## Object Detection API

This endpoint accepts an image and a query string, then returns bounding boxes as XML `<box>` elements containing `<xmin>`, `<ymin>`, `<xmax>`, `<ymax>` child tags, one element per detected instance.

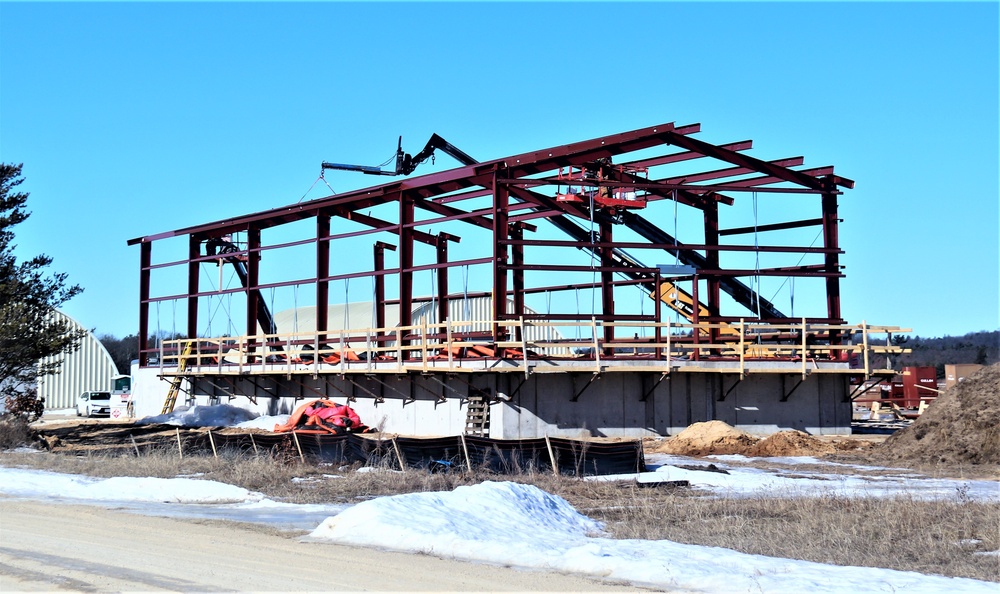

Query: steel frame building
<box><xmin>129</xmin><ymin>121</ymin><xmax>858</xmax><ymax>360</ymax></box>
<box><xmin>127</xmin><ymin>121</ymin><xmax>910</xmax><ymax>436</ymax></box>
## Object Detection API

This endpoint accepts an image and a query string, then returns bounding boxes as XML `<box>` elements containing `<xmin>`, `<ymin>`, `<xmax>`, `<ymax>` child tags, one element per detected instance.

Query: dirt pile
<box><xmin>656</xmin><ymin>421</ymin><xmax>760</xmax><ymax>456</ymax></box>
<box><xmin>747</xmin><ymin>430</ymin><xmax>838</xmax><ymax>457</ymax></box>
<box><xmin>654</xmin><ymin>422</ymin><xmax>874</xmax><ymax>458</ymax></box>
<box><xmin>879</xmin><ymin>363</ymin><xmax>1000</xmax><ymax>465</ymax></box>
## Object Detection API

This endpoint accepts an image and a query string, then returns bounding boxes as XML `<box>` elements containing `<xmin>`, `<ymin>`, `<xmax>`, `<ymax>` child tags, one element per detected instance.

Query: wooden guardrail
<box><xmin>156</xmin><ymin>318</ymin><xmax>910</xmax><ymax>379</ymax></box>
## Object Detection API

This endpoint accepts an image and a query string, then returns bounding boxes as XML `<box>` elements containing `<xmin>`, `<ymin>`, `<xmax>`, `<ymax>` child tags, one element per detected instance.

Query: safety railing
<box><xmin>156</xmin><ymin>318</ymin><xmax>910</xmax><ymax>379</ymax></box>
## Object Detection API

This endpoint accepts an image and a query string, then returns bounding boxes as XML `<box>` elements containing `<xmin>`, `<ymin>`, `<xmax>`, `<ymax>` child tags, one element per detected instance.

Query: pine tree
<box><xmin>0</xmin><ymin>163</ymin><xmax>87</xmax><ymax>420</ymax></box>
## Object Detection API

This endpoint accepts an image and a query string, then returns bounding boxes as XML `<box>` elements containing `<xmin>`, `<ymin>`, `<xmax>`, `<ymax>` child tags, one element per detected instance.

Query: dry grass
<box><xmin>0</xmin><ymin>418</ymin><xmax>32</xmax><ymax>450</ymax></box>
<box><xmin>2</xmin><ymin>448</ymin><xmax>998</xmax><ymax>582</ymax></box>
<box><xmin>556</xmin><ymin>480</ymin><xmax>1000</xmax><ymax>582</ymax></box>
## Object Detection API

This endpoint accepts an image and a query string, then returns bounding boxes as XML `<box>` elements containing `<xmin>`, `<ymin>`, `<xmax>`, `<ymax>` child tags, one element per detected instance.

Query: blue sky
<box><xmin>1</xmin><ymin>2</ymin><xmax>997</xmax><ymax>340</ymax></box>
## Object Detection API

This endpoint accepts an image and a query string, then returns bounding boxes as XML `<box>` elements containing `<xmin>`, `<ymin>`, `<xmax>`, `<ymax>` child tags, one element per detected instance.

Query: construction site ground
<box><xmin>26</xmin><ymin>364</ymin><xmax>1000</xmax><ymax>481</ymax></box>
<box><xmin>24</xmin><ymin>414</ymin><xmax>997</xmax><ymax>481</ymax></box>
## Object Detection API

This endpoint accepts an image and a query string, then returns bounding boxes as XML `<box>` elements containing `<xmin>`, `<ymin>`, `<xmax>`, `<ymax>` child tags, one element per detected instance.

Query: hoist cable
<box><xmin>766</xmin><ymin>227</ymin><xmax>824</xmax><ymax>304</ymax></box>
<box><xmin>752</xmin><ymin>191</ymin><xmax>761</xmax><ymax>319</ymax></box>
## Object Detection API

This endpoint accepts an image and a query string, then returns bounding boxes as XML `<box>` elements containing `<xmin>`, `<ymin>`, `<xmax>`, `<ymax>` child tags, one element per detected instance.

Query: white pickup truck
<box><xmin>76</xmin><ymin>391</ymin><xmax>112</xmax><ymax>417</ymax></box>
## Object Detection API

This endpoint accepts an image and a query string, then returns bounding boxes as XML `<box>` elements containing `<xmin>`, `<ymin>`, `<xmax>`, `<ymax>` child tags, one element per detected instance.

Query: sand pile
<box><xmin>655</xmin><ymin>423</ymin><xmax>874</xmax><ymax>458</ymax></box>
<box><xmin>879</xmin><ymin>363</ymin><xmax>1000</xmax><ymax>465</ymax></box>
<box><xmin>747</xmin><ymin>430</ymin><xmax>838</xmax><ymax>457</ymax></box>
<box><xmin>657</xmin><ymin>421</ymin><xmax>759</xmax><ymax>456</ymax></box>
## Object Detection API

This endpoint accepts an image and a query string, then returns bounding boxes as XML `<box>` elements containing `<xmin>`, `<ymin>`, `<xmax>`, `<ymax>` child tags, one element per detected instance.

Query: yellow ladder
<box><xmin>161</xmin><ymin>343</ymin><xmax>193</xmax><ymax>414</ymax></box>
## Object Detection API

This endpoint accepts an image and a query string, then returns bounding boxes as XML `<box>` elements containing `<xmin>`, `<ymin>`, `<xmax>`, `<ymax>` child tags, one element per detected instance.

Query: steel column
<box><xmin>510</xmin><ymin>224</ymin><xmax>524</xmax><ymax>341</ymax></box>
<box><xmin>822</xmin><ymin>182</ymin><xmax>842</xmax><ymax>344</ymax></box>
<box><xmin>187</xmin><ymin>236</ymin><xmax>200</xmax><ymax>339</ymax></box>
<box><xmin>317</xmin><ymin>215</ymin><xmax>330</xmax><ymax>342</ymax></box>
<box><xmin>399</xmin><ymin>193</ymin><xmax>415</xmax><ymax>352</ymax></box>
<box><xmin>704</xmin><ymin>203</ymin><xmax>721</xmax><ymax>348</ymax></box>
<box><xmin>139</xmin><ymin>242</ymin><xmax>151</xmax><ymax>366</ymax></box>
<box><xmin>600</xmin><ymin>218</ymin><xmax>615</xmax><ymax>351</ymax></box>
<box><xmin>492</xmin><ymin>173</ymin><xmax>509</xmax><ymax>340</ymax></box>
<box><xmin>245</xmin><ymin>226</ymin><xmax>261</xmax><ymax>360</ymax></box>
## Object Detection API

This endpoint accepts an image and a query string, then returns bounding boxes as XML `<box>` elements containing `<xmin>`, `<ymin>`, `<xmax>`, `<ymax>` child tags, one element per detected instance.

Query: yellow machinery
<box><xmin>652</xmin><ymin>282</ymin><xmax>780</xmax><ymax>357</ymax></box>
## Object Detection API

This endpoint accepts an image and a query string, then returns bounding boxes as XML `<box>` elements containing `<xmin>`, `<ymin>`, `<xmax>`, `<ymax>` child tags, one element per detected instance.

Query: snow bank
<box><xmin>0</xmin><ymin>467</ymin><xmax>263</xmax><ymax>504</ymax></box>
<box><xmin>311</xmin><ymin>481</ymin><xmax>601</xmax><ymax>552</ymax></box>
<box><xmin>136</xmin><ymin>404</ymin><xmax>258</xmax><ymax>427</ymax></box>
<box><xmin>309</xmin><ymin>480</ymin><xmax>997</xmax><ymax>594</ymax></box>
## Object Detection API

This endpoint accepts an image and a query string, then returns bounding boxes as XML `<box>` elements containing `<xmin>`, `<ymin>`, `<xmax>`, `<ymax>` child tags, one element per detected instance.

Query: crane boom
<box><xmin>322</xmin><ymin>134</ymin><xmax>476</xmax><ymax>177</ymax></box>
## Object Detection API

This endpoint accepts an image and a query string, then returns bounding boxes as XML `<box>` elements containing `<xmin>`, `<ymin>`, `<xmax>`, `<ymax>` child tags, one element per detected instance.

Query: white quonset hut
<box><xmin>36</xmin><ymin>310</ymin><xmax>118</xmax><ymax>410</ymax></box>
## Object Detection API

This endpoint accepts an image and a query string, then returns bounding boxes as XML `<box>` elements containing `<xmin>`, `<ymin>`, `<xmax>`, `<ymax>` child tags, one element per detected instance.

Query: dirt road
<box><xmin>0</xmin><ymin>498</ymin><xmax>641</xmax><ymax>592</ymax></box>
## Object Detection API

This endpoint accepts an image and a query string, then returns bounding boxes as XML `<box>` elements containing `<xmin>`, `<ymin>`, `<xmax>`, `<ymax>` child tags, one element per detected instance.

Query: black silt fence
<box><xmin>192</xmin><ymin>430</ymin><xmax>645</xmax><ymax>477</ymax></box>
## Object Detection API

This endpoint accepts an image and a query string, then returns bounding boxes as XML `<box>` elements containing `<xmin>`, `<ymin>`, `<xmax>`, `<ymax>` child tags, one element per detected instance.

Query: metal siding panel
<box><xmin>36</xmin><ymin>310</ymin><xmax>118</xmax><ymax>410</ymax></box>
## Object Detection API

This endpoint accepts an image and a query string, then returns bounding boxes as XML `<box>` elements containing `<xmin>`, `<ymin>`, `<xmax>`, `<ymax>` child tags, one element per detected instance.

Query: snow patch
<box><xmin>136</xmin><ymin>404</ymin><xmax>258</xmax><ymax>427</ymax></box>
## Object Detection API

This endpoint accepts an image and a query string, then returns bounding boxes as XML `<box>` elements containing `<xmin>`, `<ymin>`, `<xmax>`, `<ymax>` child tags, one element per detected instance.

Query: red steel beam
<box><xmin>317</xmin><ymin>215</ymin><xmax>331</xmax><ymax>340</ymax></box>
<box><xmin>499</xmin><ymin>238</ymin><xmax>842</xmax><ymax>254</ymax></box>
<box><xmin>621</xmin><ymin>140</ymin><xmax>753</xmax><ymax>169</ymax></box>
<box><xmin>187</xmin><ymin>235</ymin><xmax>200</xmax><ymax>339</ymax></box>
<box><xmin>659</xmin><ymin>157</ymin><xmax>805</xmax><ymax>185</ymax></box>
<box><xmin>127</xmin><ymin>122</ymin><xmax>704</xmax><ymax>245</ymax></box>
<box><xmin>660</xmin><ymin>130</ymin><xmax>839</xmax><ymax>191</ymax></box>
<box><xmin>138</xmin><ymin>242</ymin><xmax>151</xmax><ymax>365</ymax></box>
<box><xmin>823</xmin><ymin>187</ymin><xmax>843</xmax><ymax>331</ymax></box>
<box><xmin>600</xmin><ymin>218</ymin><xmax>615</xmax><ymax>350</ymax></box>
<box><xmin>719</xmin><ymin>218</ymin><xmax>825</xmax><ymax>236</ymax></box>
<box><xmin>342</xmin><ymin>210</ymin><xmax>458</xmax><ymax>245</ymax></box>
<box><xmin>721</xmin><ymin>166</ymin><xmax>837</xmax><ymax>188</ymax></box>
<box><xmin>399</xmin><ymin>194</ymin><xmax>414</xmax><ymax>351</ymax></box>
<box><xmin>492</xmin><ymin>173</ymin><xmax>510</xmax><ymax>339</ymax></box>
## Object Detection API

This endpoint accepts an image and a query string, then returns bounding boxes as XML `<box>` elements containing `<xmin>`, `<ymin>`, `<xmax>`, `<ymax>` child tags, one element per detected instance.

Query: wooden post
<box><xmin>175</xmin><ymin>428</ymin><xmax>183</xmax><ymax>460</ymax></box>
<box><xmin>739</xmin><ymin>318</ymin><xmax>745</xmax><ymax>377</ymax></box>
<box><xmin>391</xmin><ymin>436</ymin><xmax>407</xmax><ymax>473</ymax></box>
<box><xmin>801</xmin><ymin>317</ymin><xmax>808</xmax><ymax>379</ymax></box>
<box><xmin>459</xmin><ymin>433</ymin><xmax>472</xmax><ymax>473</ymax></box>
<box><xmin>862</xmin><ymin>320</ymin><xmax>870</xmax><ymax>377</ymax></box>
<box><xmin>544</xmin><ymin>435</ymin><xmax>559</xmax><ymax>476</ymax></box>
<box><xmin>446</xmin><ymin>318</ymin><xmax>454</xmax><ymax>370</ymax></box>
<box><xmin>249</xmin><ymin>433</ymin><xmax>258</xmax><ymax>455</ymax></box>
<box><xmin>666</xmin><ymin>318</ymin><xmax>672</xmax><ymax>367</ymax></box>
<box><xmin>129</xmin><ymin>434</ymin><xmax>140</xmax><ymax>457</ymax></box>
<box><xmin>421</xmin><ymin>317</ymin><xmax>428</xmax><ymax>372</ymax></box>
<box><xmin>292</xmin><ymin>431</ymin><xmax>305</xmax><ymax>463</ymax></box>
<box><xmin>520</xmin><ymin>315</ymin><xmax>528</xmax><ymax>378</ymax></box>
<box><xmin>591</xmin><ymin>317</ymin><xmax>600</xmax><ymax>370</ymax></box>
<box><xmin>208</xmin><ymin>430</ymin><xmax>218</xmax><ymax>458</ymax></box>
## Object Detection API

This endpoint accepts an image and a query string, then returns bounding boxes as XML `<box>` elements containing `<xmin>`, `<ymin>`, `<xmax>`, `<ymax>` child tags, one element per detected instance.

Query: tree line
<box><xmin>890</xmin><ymin>330</ymin><xmax>999</xmax><ymax>375</ymax></box>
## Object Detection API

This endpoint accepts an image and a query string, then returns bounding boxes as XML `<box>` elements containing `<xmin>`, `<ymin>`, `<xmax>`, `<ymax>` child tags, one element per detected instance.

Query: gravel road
<box><xmin>0</xmin><ymin>498</ymin><xmax>641</xmax><ymax>592</ymax></box>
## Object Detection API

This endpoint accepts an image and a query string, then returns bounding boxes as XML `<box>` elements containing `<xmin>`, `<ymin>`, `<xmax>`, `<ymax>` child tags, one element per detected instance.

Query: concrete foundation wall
<box><xmin>132</xmin><ymin>366</ymin><xmax>852</xmax><ymax>437</ymax></box>
<box><xmin>493</xmin><ymin>372</ymin><xmax>851</xmax><ymax>438</ymax></box>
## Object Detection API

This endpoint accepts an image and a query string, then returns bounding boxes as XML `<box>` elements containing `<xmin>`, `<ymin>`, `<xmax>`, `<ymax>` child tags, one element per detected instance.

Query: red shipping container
<box><xmin>902</xmin><ymin>366</ymin><xmax>936</xmax><ymax>408</ymax></box>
